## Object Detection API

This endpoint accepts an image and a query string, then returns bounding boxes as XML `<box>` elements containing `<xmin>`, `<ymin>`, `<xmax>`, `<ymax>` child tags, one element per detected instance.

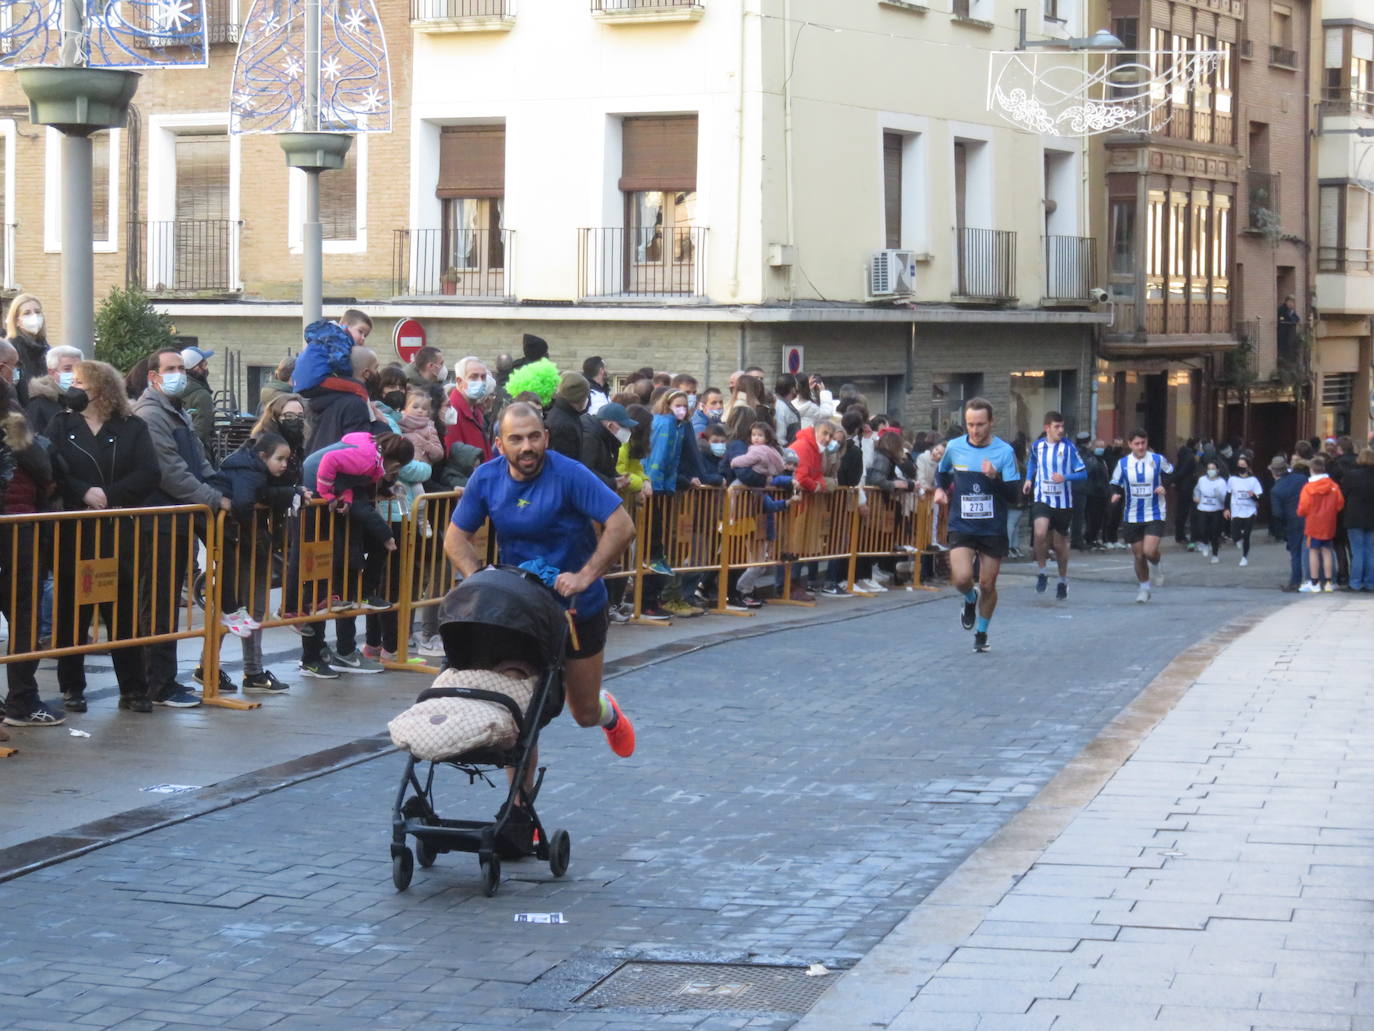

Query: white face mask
<box><xmin>1206</xmin><ymin>469</ymin><xmax>1219</xmax><ymax>479</ymax></box>
<box><xmin>57</xmin><ymin>370</ymin><xmax>76</xmax><ymax>391</ymax></box>
<box><xmin>442</xmin><ymin>406</ymin><xmax>459</xmax><ymax>425</ymax></box>
<box><xmin>19</xmin><ymin>313</ymin><xmax>43</xmax><ymax>335</ymax></box>
<box><xmin>435</xmin><ymin>363</ymin><xmax>448</xmax><ymax>382</ymax></box>
<box><xmin>613</xmin><ymin>426</ymin><xmax>632</xmax><ymax>445</ymax></box>
<box><xmin>686</xmin><ymin>393</ymin><xmax>697</xmax><ymax>409</ymax></box>
<box><xmin>465</xmin><ymin>378</ymin><xmax>489</xmax><ymax>402</ymax></box>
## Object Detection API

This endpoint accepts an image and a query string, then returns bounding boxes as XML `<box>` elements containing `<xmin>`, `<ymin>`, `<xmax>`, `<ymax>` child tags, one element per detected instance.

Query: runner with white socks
<box><xmin>1109</xmin><ymin>429</ymin><xmax>1174</xmax><ymax>603</ymax></box>
<box><xmin>1022</xmin><ymin>411</ymin><xmax>1086</xmax><ymax>601</ymax></box>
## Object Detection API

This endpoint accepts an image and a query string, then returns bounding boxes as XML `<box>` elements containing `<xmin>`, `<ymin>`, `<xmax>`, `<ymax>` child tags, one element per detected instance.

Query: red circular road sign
<box><xmin>393</xmin><ymin>317</ymin><xmax>426</xmax><ymax>364</ymax></box>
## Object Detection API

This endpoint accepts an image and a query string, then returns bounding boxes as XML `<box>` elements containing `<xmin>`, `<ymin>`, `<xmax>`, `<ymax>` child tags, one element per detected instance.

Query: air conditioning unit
<box><xmin>869</xmin><ymin>249</ymin><xmax>917</xmax><ymax>298</ymax></box>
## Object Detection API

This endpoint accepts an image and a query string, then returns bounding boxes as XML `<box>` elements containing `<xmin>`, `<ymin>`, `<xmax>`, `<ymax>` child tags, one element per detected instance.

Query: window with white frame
<box><xmin>289</xmin><ymin>134</ymin><xmax>367</xmax><ymax>252</ymax></box>
<box><xmin>44</xmin><ymin>127</ymin><xmax>121</xmax><ymax>253</ymax></box>
<box><xmin>0</xmin><ymin>121</ymin><xmax>13</xmax><ymax>289</ymax></box>
<box><xmin>879</xmin><ymin>120</ymin><xmax>928</xmax><ymax>254</ymax></box>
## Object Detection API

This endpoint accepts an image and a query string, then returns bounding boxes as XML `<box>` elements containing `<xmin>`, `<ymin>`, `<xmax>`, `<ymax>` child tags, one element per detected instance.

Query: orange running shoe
<box><xmin>602</xmin><ymin>691</ymin><xmax>636</xmax><ymax>758</ymax></box>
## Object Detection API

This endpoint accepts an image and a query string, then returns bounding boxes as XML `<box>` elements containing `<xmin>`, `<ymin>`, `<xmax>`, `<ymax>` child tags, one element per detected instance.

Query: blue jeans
<box><xmin>1349</xmin><ymin>527</ymin><xmax>1374</xmax><ymax>590</ymax></box>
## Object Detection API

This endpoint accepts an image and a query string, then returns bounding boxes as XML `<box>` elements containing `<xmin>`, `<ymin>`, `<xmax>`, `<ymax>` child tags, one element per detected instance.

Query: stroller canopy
<box><xmin>438</xmin><ymin>566</ymin><xmax>568</xmax><ymax>670</ymax></box>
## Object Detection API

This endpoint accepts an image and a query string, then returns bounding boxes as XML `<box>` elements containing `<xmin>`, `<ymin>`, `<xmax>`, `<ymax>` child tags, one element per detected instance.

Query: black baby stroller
<box><xmin>390</xmin><ymin>566</ymin><xmax>571</xmax><ymax>895</ymax></box>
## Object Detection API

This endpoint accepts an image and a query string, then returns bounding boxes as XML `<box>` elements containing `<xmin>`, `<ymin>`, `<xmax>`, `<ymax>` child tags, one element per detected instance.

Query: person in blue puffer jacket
<box><xmin>642</xmin><ymin>390</ymin><xmax>694</xmax><ymax>618</ymax></box>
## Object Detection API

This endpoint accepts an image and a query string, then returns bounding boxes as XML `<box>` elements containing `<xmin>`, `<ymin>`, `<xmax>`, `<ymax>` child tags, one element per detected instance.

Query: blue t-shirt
<box><xmin>451</xmin><ymin>450</ymin><xmax>624</xmax><ymax>615</ymax></box>
<box><xmin>937</xmin><ymin>434</ymin><xmax>1020</xmax><ymax>537</ymax></box>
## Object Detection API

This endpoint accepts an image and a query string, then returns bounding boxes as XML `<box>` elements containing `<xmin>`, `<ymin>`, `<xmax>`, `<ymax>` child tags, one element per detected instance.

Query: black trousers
<box><xmin>1084</xmin><ymin>495</ymin><xmax>1106</xmax><ymax>546</ymax></box>
<box><xmin>2</xmin><ymin>523</ymin><xmax>44</xmax><ymax>716</ymax></box>
<box><xmin>1196</xmin><ymin>509</ymin><xmax>1223</xmax><ymax>554</ymax></box>
<box><xmin>142</xmin><ymin>511</ymin><xmax>197</xmax><ymax>697</ymax></box>
<box><xmin>1174</xmin><ymin>493</ymin><xmax>1194</xmax><ymax>543</ymax></box>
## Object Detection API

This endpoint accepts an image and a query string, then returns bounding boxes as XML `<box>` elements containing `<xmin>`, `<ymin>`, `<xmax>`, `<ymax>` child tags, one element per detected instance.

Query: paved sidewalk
<box><xmin>795</xmin><ymin>595</ymin><xmax>1374</xmax><ymax>1031</ymax></box>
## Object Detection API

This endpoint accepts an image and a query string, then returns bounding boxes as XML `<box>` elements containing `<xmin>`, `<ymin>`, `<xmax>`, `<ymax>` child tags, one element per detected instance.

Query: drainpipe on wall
<box><xmin>782</xmin><ymin>0</ymin><xmax>796</xmax><ymax>303</ymax></box>
<box><xmin>729</xmin><ymin>0</ymin><xmax>748</xmax><ymax>301</ymax></box>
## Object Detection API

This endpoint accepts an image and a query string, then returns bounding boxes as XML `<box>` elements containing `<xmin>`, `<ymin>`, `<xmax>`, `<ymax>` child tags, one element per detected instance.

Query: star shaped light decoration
<box><xmin>0</xmin><ymin>0</ymin><xmax>208</xmax><ymax>68</ymax></box>
<box><xmin>231</xmin><ymin>0</ymin><xmax>391</xmax><ymax>134</ymax></box>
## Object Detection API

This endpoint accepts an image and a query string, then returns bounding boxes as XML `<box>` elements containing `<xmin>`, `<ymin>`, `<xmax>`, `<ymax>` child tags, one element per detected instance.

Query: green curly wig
<box><xmin>505</xmin><ymin>357</ymin><xmax>561</xmax><ymax>406</ymax></box>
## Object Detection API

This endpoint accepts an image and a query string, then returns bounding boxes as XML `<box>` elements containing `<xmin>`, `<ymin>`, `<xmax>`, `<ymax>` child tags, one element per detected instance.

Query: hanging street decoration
<box><xmin>0</xmin><ymin>0</ymin><xmax>208</xmax><ymax>69</ymax></box>
<box><xmin>229</xmin><ymin>0</ymin><xmax>391</xmax><ymax>135</ymax></box>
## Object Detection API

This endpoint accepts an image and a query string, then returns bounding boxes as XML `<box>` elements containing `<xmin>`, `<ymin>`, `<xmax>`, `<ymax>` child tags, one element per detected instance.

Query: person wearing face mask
<box><xmin>1223</xmin><ymin>458</ymin><xmax>1263</xmax><ymax>567</ymax></box>
<box><xmin>547</xmin><ymin>372</ymin><xmax>591</xmax><ymax>462</ymax></box>
<box><xmin>404</xmin><ymin>345</ymin><xmax>449</xmax><ymax>435</ymax></box>
<box><xmin>691</xmin><ymin>387</ymin><xmax>724</xmax><ymax>437</ymax></box>
<box><xmin>640</xmin><ymin>389</ymin><xmax>698</xmax><ymax>619</ymax></box>
<box><xmin>579</xmin><ymin>401</ymin><xmax>638</xmax><ymax>493</ymax></box>
<box><xmin>44</xmin><ymin>360</ymin><xmax>160</xmax><ymax>716</ymax></box>
<box><xmin>133</xmin><ymin>347</ymin><xmax>234</xmax><ymax>708</ymax></box>
<box><xmin>5</xmin><ymin>293</ymin><xmax>49</xmax><ymax>406</ymax></box>
<box><xmin>1083</xmin><ymin>438</ymin><xmax>1110</xmax><ymax>549</ymax></box>
<box><xmin>304</xmin><ymin>345</ymin><xmax>390</xmax><ymax>454</ymax></box>
<box><xmin>178</xmin><ymin>346</ymin><xmax>217</xmax><ymax>455</ymax></box>
<box><xmin>1192</xmin><ymin>460</ymin><xmax>1229</xmax><ymax>562</ymax></box>
<box><xmin>22</xmin><ymin>344</ymin><xmax>81</xmax><ymax>434</ymax></box>
<box><xmin>445</xmin><ymin>355</ymin><xmax>495</xmax><ymax>461</ymax></box>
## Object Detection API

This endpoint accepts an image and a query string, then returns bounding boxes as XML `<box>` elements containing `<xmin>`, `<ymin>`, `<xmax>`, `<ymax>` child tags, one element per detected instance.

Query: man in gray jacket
<box><xmin>134</xmin><ymin>347</ymin><xmax>231</xmax><ymax>708</ymax></box>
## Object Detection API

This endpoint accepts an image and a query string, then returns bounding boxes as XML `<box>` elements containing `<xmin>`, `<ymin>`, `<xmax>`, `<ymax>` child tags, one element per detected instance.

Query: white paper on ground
<box><xmin>141</xmin><ymin>784</ymin><xmax>202</xmax><ymax>794</ymax></box>
<box><xmin>514</xmin><ymin>913</ymin><xmax>566</xmax><ymax>924</ymax></box>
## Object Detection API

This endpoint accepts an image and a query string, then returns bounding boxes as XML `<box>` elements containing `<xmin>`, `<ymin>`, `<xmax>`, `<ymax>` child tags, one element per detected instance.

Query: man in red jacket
<box><xmin>1298</xmin><ymin>455</ymin><xmax>1345</xmax><ymax>592</ymax></box>
<box><xmin>445</xmin><ymin>356</ymin><xmax>495</xmax><ymax>462</ymax></box>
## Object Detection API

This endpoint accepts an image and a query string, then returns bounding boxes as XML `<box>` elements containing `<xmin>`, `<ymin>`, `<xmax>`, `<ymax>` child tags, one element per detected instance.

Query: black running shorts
<box><xmin>567</xmin><ymin>607</ymin><xmax>610</xmax><ymax>660</ymax></box>
<box><xmin>1030</xmin><ymin>502</ymin><xmax>1072</xmax><ymax>536</ymax></box>
<box><xmin>1120</xmin><ymin>520</ymin><xmax>1167</xmax><ymax>544</ymax></box>
<box><xmin>948</xmin><ymin>532</ymin><xmax>1010</xmax><ymax>559</ymax></box>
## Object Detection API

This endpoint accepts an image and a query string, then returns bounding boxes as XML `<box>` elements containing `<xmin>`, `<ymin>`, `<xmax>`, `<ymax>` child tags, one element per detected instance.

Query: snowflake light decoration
<box><xmin>230</xmin><ymin>0</ymin><xmax>391</xmax><ymax>134</ymax></box>
<box><xmin>0</xmin><ymin>0</ymin><xmax>207</xmax><ymax>69</ymax></box>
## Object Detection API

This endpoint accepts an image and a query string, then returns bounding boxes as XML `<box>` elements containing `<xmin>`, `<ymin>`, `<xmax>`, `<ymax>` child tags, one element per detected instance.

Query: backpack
<box><xmin>290</xmin><ymin>319</ymin><xmax>354</xmax><ymax>393</ymax></box>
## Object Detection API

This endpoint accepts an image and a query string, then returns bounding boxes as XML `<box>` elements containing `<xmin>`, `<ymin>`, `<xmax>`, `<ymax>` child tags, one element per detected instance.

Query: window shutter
<box><xmin>1216</xmin><ymin>16</ymin><xmax>1236</xmax><ymax>43</ymax></box>
<box><xmin>620</xmin><ymin>115</ymin><xmax>698</xmax><ymax>192</ymax></box>
<box><xmin>1172</xmin><ymin>5</ymin><xmax>1193</xmax><ymax>37</ymax></box>
<box><xmin>437</xmin><ymin>126</ymin><xmax>505</xmax><ymax>199</ymax></box>
<box><xmin>884</xmin><ymin>133</ymin><xmax>903</xmax><ymax>250</ymax></box>
<box><xmin>1196</xmin><ymin>11</ymin><xmax>1215</xmax><ymax>37</ymax></box>
<box><xmin>1151</xmin><ymin>0</ymin><xmax>1169</xmax><ymax>29</ymax></box>
<box><xmin>1319</xmin><ymin>186</ymin><xmax>1340</xmax><ymax>249</ymax></box>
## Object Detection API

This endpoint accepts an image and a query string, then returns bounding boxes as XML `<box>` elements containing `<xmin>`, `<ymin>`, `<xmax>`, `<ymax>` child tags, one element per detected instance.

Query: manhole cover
<box><xmin>576</xmin><ymin>961</ymin><xmax>831</xmax><ymax>1013</ymax></box>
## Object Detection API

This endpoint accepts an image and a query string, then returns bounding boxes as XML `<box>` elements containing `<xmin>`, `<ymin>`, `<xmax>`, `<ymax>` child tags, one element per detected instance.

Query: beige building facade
<box><xmin>3</xmin><ymin>0</ymin><xmax>1110</xmax><ymax>432</ymax></box>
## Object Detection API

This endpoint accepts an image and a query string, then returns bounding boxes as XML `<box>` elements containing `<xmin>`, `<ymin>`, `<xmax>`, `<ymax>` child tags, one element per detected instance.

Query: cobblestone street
<box><xmin>0</xmin><ymin>555</ymin><xmax>1277</xmax><ymax>1030</ymax></box>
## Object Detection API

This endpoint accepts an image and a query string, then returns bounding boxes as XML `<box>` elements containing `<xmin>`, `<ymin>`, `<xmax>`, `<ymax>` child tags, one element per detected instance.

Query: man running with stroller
<box><xmin>444</xmin><ymin>402</ymin><xmax>638</xmax><ymax>758</ymax></box>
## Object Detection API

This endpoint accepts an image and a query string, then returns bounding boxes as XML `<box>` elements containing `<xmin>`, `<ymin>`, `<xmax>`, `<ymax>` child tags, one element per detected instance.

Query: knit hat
<box><xmin>522</xmin><ymin>333</ymin><xmax>549</xmax><ymax>363</ymax></box>
<box><xmin>556</xmin><ymin>372</ymin><xmax>590</xmax><ymax>410</ymax></box>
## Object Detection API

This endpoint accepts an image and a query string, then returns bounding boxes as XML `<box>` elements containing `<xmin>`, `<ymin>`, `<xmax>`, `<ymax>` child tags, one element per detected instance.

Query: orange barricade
<box><xmin>0</xmin><ymin>504</ymin><xmax>223</xmax><ymax>717</ymax></box>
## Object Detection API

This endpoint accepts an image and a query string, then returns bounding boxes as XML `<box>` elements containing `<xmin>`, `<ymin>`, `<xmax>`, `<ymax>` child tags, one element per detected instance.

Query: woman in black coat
<box><xmin>48</xmin><ymin>360</ymin><xmax>160</xmax><ymax>712</ymax></box>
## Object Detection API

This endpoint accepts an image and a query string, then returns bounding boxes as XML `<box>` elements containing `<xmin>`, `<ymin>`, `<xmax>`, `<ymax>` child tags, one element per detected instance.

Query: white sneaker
<box><xmin>1210</xmin><ymin>555</ymin><xmax>1220</xmax><ymax>564</ymax></box>
<box><xmin>865</xmin><ymin>579</ymin><xmax>888</xmax><ymax>592</ymax></box>
<box><xmin>1199</xmin><ymin>545</ymin><xmax>1211</xmax><ymax>557</ymax></box>
<box><xmin>1298</xmin><ymin>582</ymin><xmax>1317</xmax><ymax>593</ymax></box>
<box><xmin>416</xmin><ymin>634</ymin><xmax>446</xmax><ymax>657</ymax></box>
<box><xmin>1135</xmin><ymin>586</ymin><xmax>1151</xmax><ymax>603</ymax></box>
<box><xmin>1239</xmin><ymin>556</ymin><xmax>1248</xmax><ymax>567</ymax></box>
<box><xmin>1322</xmin><ymin>582</ymin><xmax>1335</xmax><ymax>593</ymax></box>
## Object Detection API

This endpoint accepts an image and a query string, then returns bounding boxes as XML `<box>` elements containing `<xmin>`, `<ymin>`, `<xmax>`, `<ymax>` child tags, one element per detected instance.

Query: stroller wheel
<box><xmin>548</xmin><ymin>829</ymin><xmax>571</xmax><ymax>878</ymax></box>
<box><xmin>416</xmin><ymin>837</ymin><xmax>437</xmax><ymax>869</ymax></box>
<box><xmin>480</xmin><ymin>853</ymin><xmax>501</xmax><ymax>897</ymax></box>
<box><xmin>392</xmin><ymin>848</ymin><xmax>414</xmax><ymax>891</ymax></box>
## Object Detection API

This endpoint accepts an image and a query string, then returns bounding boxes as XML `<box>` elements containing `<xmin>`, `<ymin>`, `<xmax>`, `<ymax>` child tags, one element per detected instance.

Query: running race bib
<box><xmin>1128</xmin><ymin>483</ymin><xmax>1154</xmax><ymax>499</ymax></box>
<box><xmin>1041</xmin><ymin>480</ymin><xmax>1064</xmax><ymax>495</ymax></box>
<box><xmin>961</xmin><ymin>494</ymin><xmax>995</xmax><ymax>519</ymax></box>
<box><xmin>1236</xmin><ymin>490</ymin><xmax>1252</xmax><ymax>500</ymax></box>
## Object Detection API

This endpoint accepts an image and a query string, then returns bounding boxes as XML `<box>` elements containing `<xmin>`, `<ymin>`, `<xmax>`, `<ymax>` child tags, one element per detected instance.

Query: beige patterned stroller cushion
<box><xmin>387</xmin><ymin>668</ymin><xmax>538</xmax><ymax>761</ymax></box>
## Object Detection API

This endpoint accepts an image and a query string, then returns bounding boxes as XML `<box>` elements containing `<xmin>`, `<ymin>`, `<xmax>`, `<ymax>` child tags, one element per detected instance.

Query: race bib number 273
<box><xmin>961</xmin><ymin>494</ymin><xmax>995</xmax><ymax>519</ymax></box>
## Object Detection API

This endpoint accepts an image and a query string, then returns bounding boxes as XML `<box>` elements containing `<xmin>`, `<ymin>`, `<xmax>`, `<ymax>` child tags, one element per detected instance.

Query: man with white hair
<box><xmin>24</xmin><ymin>344</ymin><xmax>82</xmax><ymax>432</ymax></box>
<box><xmin>444</xmin><ymin>355</ymin><xmax>495</xmax><ymax>461</ymax></box>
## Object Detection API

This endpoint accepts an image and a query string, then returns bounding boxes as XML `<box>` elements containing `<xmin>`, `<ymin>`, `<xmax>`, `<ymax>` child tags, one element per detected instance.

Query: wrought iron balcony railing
<box><xmin>128</xmin><ymin>219</ymin><xmax>241</xmax><ymax>295</ymax></box>
<box><xmin>956</xmin><ymin>227</ymin><xmax>1016</xmax><ymax>301</ymax></box>
<box><xmin>392</xmin><ymin>228</ymin><xmax>514</xmax><ymax>299</ymax></box>
<box><xmin>1043</xmin><ymin>235</ymin><xmax>1095</xmax><ymax>303</ymax></box>
<box><xmin>579</xmin><ymin>226</ymin><xmax>707</xmax><ymax>299</ymax></box>
<box><xmin>412</xmin><ymin>0</ymin><xmax>512</xmax><ymax>19</ymax></box>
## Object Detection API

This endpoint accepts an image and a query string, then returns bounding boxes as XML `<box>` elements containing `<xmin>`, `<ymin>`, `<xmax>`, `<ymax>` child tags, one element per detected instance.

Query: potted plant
<box><xmin>440</xmin><ymin>267</ymin><xmax>459</xmax><ymax>295</ymax></box>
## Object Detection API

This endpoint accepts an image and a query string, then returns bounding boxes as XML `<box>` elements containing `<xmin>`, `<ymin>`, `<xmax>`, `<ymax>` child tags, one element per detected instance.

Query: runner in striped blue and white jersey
<box><xmin>1109</xmin><ymin>429</ymin><xmax>1175</xmax><ymax>603</ymax></box>
<box><xmin>1021</xmin><ymin>412</ymin><xmax>1086</xmax><ymax>600</ymax></box>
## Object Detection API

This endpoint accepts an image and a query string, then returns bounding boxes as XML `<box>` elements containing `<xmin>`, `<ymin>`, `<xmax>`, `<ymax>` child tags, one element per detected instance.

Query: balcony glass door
<box><xmin>170</xmin><ymin>133</ymin><xmax>231</xmax><ymax>292</ymax></box>
<box><xmin>441</xmin><ymin>196</ymin><xmax>504</xmax><ymax>296</ymax></box>
<box><xmin>626</xmin><ymin>189</ymin><xmax>696</xmax><ymax>295</ymax></box>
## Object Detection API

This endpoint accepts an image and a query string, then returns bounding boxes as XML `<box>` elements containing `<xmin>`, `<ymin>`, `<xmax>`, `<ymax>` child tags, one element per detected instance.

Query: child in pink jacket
<box><xmin>316</xmin><ymin>432</ymin><xmax>415</xmax><ymax>608</ymax></box>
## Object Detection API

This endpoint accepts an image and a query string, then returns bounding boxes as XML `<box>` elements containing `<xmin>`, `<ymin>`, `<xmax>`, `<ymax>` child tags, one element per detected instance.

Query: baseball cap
<box><xmin>595</xmin><ymin>402</ymin><xmax>638</xmax><ymax>428</ymax></box>
<box><xmin>180</xmin><ymin>346</ymin><xmax>214</xmax><ymax>367</ymax></box>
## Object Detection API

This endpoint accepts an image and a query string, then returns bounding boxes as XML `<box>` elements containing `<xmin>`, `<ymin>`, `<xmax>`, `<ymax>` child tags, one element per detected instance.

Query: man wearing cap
<box><xmin>580</xmin><ymin>402</ymin><xmax>637</xmax><ymax>491</ymax></box>
<box><xmin>546</xmin><ymin>371</ymin><xmax>590</xmax><ymax>462</ymax></box>
<box><xmin>180</xmin><ymin>346</ymin><xmax>216</xmax><ymax>455</ymax></box>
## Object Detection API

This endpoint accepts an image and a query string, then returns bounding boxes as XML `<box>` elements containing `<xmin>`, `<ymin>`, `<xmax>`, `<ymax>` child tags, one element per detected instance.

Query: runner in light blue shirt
<box><xmin>934</xmin><ymin>398</ymin><xmax>1021</xmax><ymax>654</ymax></box>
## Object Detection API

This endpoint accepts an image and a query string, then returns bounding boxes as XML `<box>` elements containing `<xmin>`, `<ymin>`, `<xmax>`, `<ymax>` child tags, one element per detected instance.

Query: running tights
<box><xmin>1196</xmin><ymin>509</ymin><xmax>1223</xmax><ymax>554</ymax></box>
<box><xmin>1231</xmin><ymin>516</ymin><xmax>1254</xmax><ymax>558</ymax></box>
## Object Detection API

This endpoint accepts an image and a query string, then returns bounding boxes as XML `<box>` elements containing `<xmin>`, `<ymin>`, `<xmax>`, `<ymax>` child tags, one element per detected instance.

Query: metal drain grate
<box><xmin>576</xmin><ymin>961</ymin><xmax>831</xmax><ymax>1013</ymax></box>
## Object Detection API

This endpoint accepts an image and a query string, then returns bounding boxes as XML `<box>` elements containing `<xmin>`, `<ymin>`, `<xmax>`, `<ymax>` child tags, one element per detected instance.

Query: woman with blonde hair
<box><xmin>5</xmin><ymin>293</ymin><xmax>49</xmax><ymax>404</ymax></box>
<box><xmin>46</xmin><ymin>360</ymin><xmax>160</xmax><ymax>714</ymax></box>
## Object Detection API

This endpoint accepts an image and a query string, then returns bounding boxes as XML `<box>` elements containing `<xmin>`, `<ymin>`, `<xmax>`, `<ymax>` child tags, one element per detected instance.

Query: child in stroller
<box><xmin>388</xmin><ymin>566</ymin><xmax>573</xmax><ymax>896</ymax></box>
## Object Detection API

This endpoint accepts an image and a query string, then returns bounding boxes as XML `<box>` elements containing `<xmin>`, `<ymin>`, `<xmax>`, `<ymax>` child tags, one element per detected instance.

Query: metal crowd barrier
<box><xmin>0</xmin><ymin>485</ymin><xmax>950</xmax><ymax>726</ymax></box>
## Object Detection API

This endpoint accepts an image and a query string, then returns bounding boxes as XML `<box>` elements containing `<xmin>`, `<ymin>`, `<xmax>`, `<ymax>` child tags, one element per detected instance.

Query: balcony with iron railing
<box><xmin>410</xmin><ymin>0</ymin><xmax>515</xmax><ymax>32</ymax></box>
<box><xmin>954</xmin><ymin>227</ymin><xmax>1016</xmax><ymax>302</ymax></box>
<box><xmin>1320</xmin><ymin>85</ymin><xmax>1374</xmax><ymax>117</ymax></box>
<box><xmin>591</xmin><ymin>0</ymin><xmax>705</xmax><ymax>24</ymax></box>
<box><xmin>579</xmin><ymin>226</ymin><xmax>708</xmax><ymax>300</ymax></box>
<box><xmin>1042</xmin><ymin>235</ymin><xmax>1095</xmax><ymax>304</ymax></box>
<box><xmin>127</xmin><ymin>220</ymin><xmax>242</xmax><ymax>296</ymax></box>
<box><xmin>392</xmin><ymin>228</ymin><xmax>514</xmax><ymax>300</ymax></box>
<box><xmin>205</xmin><ymin>0</ymin><xmax>240</xmax><ymax>44</ymax></box>
<box><xmin>1246</xmin><ymin>169</ymin><xmax>1280</xmax><ymax>232</ymax></box>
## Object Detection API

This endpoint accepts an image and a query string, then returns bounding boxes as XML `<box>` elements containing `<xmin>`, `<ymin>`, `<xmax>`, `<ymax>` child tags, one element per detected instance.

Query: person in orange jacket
<box><xmin>1297</xmin><ymin>455</ymin><xmax>1345</xmax><ymax>592</ymax></box>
